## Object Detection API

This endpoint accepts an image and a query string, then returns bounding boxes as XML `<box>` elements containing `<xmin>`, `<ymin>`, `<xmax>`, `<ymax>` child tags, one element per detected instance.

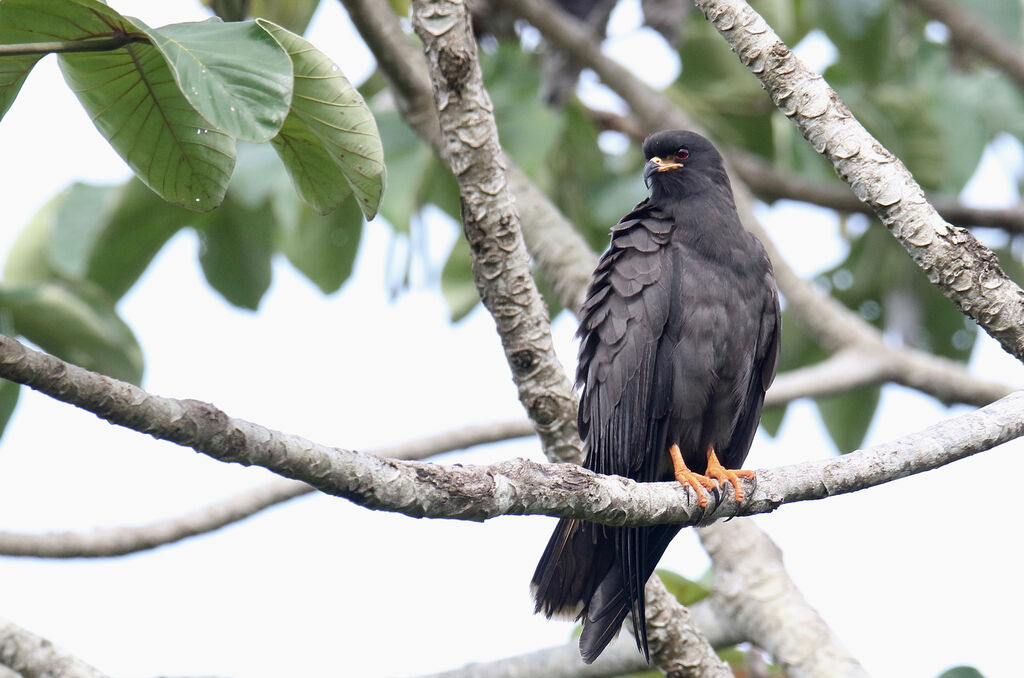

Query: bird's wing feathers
<box><xmin>577</xmin><ymin>201</ymin><xmax>674</xmax><ymax>478</ymax></box>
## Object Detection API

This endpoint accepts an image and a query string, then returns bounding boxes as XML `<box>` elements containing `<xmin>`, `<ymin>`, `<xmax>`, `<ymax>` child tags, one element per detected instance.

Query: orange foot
<box><xmin>668</xmin><ymin>444</ymin><xmax>756</xmax><ymax>507</ymax></box>
<box><xmin>668</xmin><ymin>444</ymin><xmax>717</xmax><ymax>507</ymax></box>
<box><xmin>703</xmin><ymin>446</ymin><xmax>756</xmax><ymax>502</ymax></box>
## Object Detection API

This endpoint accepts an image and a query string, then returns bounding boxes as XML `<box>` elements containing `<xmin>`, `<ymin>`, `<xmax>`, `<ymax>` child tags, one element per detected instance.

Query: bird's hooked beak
<box><xmin>642</xmin><ymin>156</ymin><xmax>685</xmax><ymax>188</ymax></box>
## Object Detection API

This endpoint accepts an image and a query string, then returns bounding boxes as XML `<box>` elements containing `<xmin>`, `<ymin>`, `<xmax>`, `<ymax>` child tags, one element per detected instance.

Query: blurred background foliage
<box><xmin>3</xmin><ymin>0</ymin><xmax>1023</xmax><ymax>538</ymax></box>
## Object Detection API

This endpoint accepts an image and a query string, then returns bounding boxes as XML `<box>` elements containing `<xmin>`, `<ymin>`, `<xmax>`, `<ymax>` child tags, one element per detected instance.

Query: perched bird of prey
<box><xmin>531</xmin><ymin>130</ymin><xmax>781</xmax><ymax>663</ymax></box>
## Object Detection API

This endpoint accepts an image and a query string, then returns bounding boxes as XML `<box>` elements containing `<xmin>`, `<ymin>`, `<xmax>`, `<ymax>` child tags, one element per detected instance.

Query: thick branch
<box><xmin>698</xmin><ymin>521</ymin><xmax>868</xmax><ymax>678</ymax></box>
<box><xmin>0</xmin><ymin>619</ymin><xmax>109</xmax><ymax>678</ymax></box>
<box><xmin>408</xmin><ymin>0</ymin><xmax>581</xmax><ymax>467</ymax></box>
<box><xmin>695</xmin><ymin>0</ymin><xmax>1024</xmax><ymax>362</ymax></box>
<box><xmin>0</xmin><ymin>419</ymin><xmax>533</xmax><ymax>558</ymax></box>
<box><xmin>3</xmin><ymin>335</ymin><xmax>1022</xmax><ymax>528</ymax></box>
<box><xmin>905</xmin><ymin>0</ymin><xmax>1024</xmax><ymax>91</ymax></box>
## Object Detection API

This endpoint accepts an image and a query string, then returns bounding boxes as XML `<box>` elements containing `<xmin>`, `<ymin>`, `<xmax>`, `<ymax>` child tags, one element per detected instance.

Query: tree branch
<box><xmin>698</xmin><ymin>520</ymin><xmax>868</xmax><ymax>678</ymax></box>
<box><xmin>3</xmin><ymin>335</ymin><xmax>1022</xmax><ymax>528</ymax></box>
<box><xmin>905</xmin><ymin>0</ymin><xmax>1024</xmax><ymax>92</ymax></box>
<box><xmin>695</xmin><ymin>0</ymin><xmax>1024</xmax><ymax>362</ymax></box>
<box><xmin>0</xmin><ymin>419</ymin><xmax>534</xmax><ymax>558</ymax></box>
<box><xmin>0</xmin><ymin>618</ymin><xmax>109</xmax><ymax>678</ymax></box>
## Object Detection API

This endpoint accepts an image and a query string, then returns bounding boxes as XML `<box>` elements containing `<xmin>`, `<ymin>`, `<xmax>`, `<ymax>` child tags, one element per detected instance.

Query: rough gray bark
<box><xmin>3</xmin><ymin>334</ymin><xmax>1022</xmax><ymax>528</ymax></box>
<box><xmin>695</xmin><ymin>0</ymin><xmax>1024</xmax><ymax>362</ymax></box>
<box><xmin>0</xmin><ymin>619</ymin><xmax>109</xmax><ymax>678</ymax></box>
<box><xmin>398</xmin><ymin>0</ymin><xmax>583</xmax><ymax>465</ymax></box>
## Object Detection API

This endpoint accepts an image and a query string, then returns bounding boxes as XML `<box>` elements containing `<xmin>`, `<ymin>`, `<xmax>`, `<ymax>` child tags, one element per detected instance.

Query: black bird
<box><xmin>531</xmin><ymin>130</ymin><xmax>781</xmax><ymax>663</ymax></box>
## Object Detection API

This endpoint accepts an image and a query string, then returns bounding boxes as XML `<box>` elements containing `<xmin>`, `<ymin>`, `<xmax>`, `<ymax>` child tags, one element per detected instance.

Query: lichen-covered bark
<box><xmin>4</xmin><ymin>334</ymin><xmax>1023</xmax><ymax>529</ymax></box>
<box><xmin>695</xmin><ymin>0</ymin><xmax>1024</xmax><ymax>362</ymax></box>
<box><xmin>409</xmin><ymin>0</ymin><xmax>582</xmax><ymax>463</ymax></box>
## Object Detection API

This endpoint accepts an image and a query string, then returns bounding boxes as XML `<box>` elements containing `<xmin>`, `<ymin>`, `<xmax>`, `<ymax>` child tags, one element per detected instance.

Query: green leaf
<box><xmin>84</xmin><ymin>178</ymin><xmax>191</xmax><ymax>300</ymax></box>
<box><xmin>372</xmin><ymin>104</ymin><xmax>459</xmax><ymax>229</ymax></box>
<box><xmin>195</xmin><ymin>195</ymin><xmax>276</xmax><ymax>310</ymax></box>
<box><xmin>481</xmin><ymin>44</ymin><xmax>561</xmax><ymax>182</ymax></box>
<box><xmin>0</xmin><ymin>0</ymin><xmax>238</xmax><ymax>210</ymax></box>
<box><xmin>3</xmin><ymin>190</ymin><xmax>64</xmax><ymax>286</ymax></box>
<box><xmin>49</xmin><ymin>183</ymin><xmax>119</xmax><ymax>280</ymax></box>
<box><xmin>59</xmin><ymin>43</ymin><xmax>237</xmax><ymax>211</ymax></box>
<box><xmin>140</xmin><ymin>18</ymin><xmax>293</xmax><ymax>143</ymax></box>
<box><xmin>258</xmin><ymin>19</ymin><xmax>386</xmax><ymax>219</ymax></box>
<box><xmin>937</xmin><ymin>667</ymin><xmax>986</xmax><ymax>678</ymax></box>
<box><xmin>251</xmin><ymin>0</ymin><xmax>321</xmax><ymax>35</ymax></box>
<box><xmin>281</xmin><ymin>197</ymin><xmax>364</xmax><ymax>294</ymax></box>
<box><xmin>0</xmin><ymin>281</ymin><xmax>144</xmax><ymax>384</ymax></box>
<box><xmin>441</xmin><ymin>236</ymin><xmax>479</xmax><ymax>322</ymax></box>
<box><xmin>0</xmin><ymin>54</ymin><xmax>40</xmax><ymax>121</ymax></box>
<box><xmin>656</xmin><ymin>569</ymin><xmax>711</xmax><ymax>606</ymax></box>
<box><xmin>815</xmin><ymin>385</ymin><xmax>880</xmax><ymax>454</ymax></box>
<box><xmin>0</xmin><ymin>312</ymin><xmax>21</xmax><ymax>442</ymax></box>
<box><xmin>0</xmin><ymin>377</ymin><xmax>21</xmax><ymax>443</ymax></box>
<box><xmin>759</xmin><ymin>404</ymin><xmax>786</xmax><ymax>438</ymax></box>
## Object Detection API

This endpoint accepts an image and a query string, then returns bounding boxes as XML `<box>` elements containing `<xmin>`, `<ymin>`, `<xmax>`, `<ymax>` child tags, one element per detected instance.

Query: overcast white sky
<box><xmin>1</xmin><ymin>2</ymin><xmax>1024</xmax><ymax>677</ymax></box>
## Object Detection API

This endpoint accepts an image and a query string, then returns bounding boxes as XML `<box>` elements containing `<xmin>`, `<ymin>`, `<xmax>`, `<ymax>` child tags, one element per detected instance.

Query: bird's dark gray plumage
<box><xmin>531</xmin><ymin>130</ymin><xmax>781</xmax><ymax>664</ymax></box>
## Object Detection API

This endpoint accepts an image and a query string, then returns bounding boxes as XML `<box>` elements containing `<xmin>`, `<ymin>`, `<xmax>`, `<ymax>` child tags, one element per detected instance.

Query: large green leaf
<box><xmin>281</xmin><ymin>198</ymin><xmax>364</xmax><ymax>295</ymax></box>
<box><xmin>59</xmin><ymin>44</ymin><xmax>237</xmax><ymax>211</ymax></box>
<box><xmin>815</xmin><ymin>385</ymin><xmax>880</xmax><ymax>454</ymax></box>
<box><xmin>937</xmin><ymin>668</ymin><xmax>986</xmax><ymax>678</ymax></box>
<box><xmin>0</xmin><ymin>54</ymin><xmax>40</xmax><ymax>121</ymax></box>
<box><xmin>656</xmin><ymin>569</ymin><xmax>711</xmax><ymax>606</ymax></box>
<box><xmin>374</xmin><ymin>107</ymin><xmax>440</xmax><ymax>232</ymax></box>
<box><xmin>195</xmin><ymin>196</ymin><xmax>277</xmax><ymax>310</ymax></box>
<box><xmin>140</xmin><ymin>18</ymin><xmax>293</xmax><ymax>143</ymax></box>
<box><xmin>0</xmin><ymin>0</ymin><xmax>238</xmax><ymax>210</ymax></box>
<box><xmin>251</xmin><ymin>0</ymin><xmax>322</xmax><ymax>35</ymax></box>
<box><xmin>0</xmin><ymin>377</ymin><xmax>21</xmax><ymax>443</ymax></box>
<box><xmin>0</xmin><ymin>282</ymin><xmax>144</xmax><ymax>384</ymax></box>
<box><xmin>3</xmin><ymin>190</ymin><xmax>64</xmax><ymax>286</ymax></box>
<box><xmin>259</xmin><ymin>19</ymin><xmax>385</xmax><ymax>219</ymax></box>
<box><xmin>0</xmin><ymin>313</ymin><xmax>21</xmax><ymax>442</ymax></box>
<box><xmin>84</xmin><ymin>178</ymin><xmax>191</xmax><ymax>300</ymax></box>
<box><xmin>49</xmin><ymin>183</ymin><xmax>119</xmax><ymax>280</ymax></box>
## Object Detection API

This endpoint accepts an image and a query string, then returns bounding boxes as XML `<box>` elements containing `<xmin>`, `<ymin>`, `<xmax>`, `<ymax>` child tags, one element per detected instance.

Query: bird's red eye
<box><xmin>675</xmin><ymin>148</ymin><xmax>689</xmax><ymax>161</ymax></box>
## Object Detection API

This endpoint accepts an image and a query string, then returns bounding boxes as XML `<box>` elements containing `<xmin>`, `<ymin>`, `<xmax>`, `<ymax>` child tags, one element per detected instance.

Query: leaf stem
<box><xmin>0</xmin><ymin>33</ymin><xmax>149</xmax><ymax>57</ymax></box>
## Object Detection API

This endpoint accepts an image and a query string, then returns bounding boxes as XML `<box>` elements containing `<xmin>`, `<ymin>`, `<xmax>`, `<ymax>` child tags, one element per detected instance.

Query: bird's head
<box><xmin>641</xmin><ymin>130</ymin><xmax>727</xmax><ymax>193</ymax></box>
